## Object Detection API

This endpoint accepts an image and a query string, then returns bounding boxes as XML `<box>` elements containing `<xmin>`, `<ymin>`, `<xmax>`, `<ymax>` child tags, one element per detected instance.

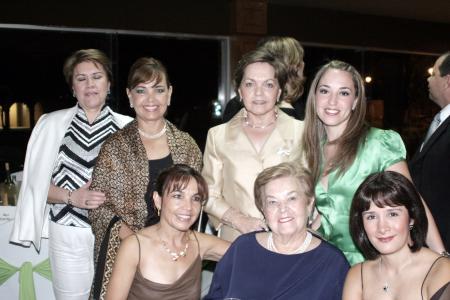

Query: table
<box><xmin>0</xmin><ymin>206</ymin><xmax>54</xmax><ymax>300</ymax></box>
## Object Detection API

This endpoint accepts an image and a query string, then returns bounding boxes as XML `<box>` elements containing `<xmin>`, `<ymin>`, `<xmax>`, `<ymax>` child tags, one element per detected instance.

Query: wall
<box><xmin>1</xmin><ymin>1</ymin><xmax>449</xmax><ymax>54</ymax></box>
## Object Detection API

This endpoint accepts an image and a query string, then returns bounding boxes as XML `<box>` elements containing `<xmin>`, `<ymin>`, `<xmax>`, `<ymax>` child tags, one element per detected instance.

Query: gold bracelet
<box><xmin>67</xmin><ymin>190</ymin><xmax>73</xmax><ymax>206</ymax></box>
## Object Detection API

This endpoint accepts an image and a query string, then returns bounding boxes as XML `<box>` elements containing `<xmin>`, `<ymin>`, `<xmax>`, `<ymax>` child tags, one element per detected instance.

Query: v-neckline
<box><xmin>137</xmin><ymin>254</ymin><xmax>201</xmax><ymax>286</ymax></box>
<box><xmin>241</xmin><ymin>124</ymin><xmax>277</xmax><ymax>155</ymax></box>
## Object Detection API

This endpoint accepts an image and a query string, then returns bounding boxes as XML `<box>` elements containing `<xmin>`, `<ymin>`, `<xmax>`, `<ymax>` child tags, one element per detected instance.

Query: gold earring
<box><xmin>157</xmin><ymin>207</ymin><xmax>160</xmax><ymax>216</ymax></box>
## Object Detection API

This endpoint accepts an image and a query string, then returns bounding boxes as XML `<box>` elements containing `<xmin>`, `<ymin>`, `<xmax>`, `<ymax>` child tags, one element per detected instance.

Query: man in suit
<box><xmin>410</xmin><ymin>51</ymin><xmax>450</xmax><ymax>251</ymax></box>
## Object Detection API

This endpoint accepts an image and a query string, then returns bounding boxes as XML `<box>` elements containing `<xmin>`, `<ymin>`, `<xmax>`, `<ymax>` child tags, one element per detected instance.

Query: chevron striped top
<box><xmin>50</xmin><ymin>105</ymin><xmax>120</xmax><ymax>227</ymax></box>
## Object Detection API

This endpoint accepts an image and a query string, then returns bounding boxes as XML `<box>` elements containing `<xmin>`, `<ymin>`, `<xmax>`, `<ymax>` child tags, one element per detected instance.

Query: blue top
<box><xmin>205</xmin><ymin>232</ymin><xmax>350</xmax><ymax>300</ymax></box>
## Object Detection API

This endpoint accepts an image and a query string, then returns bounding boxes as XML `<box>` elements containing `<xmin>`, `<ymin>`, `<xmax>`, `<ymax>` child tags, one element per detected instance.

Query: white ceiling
<box><xmin>269</xmin><ymin>0</ymin><xmax>450</xmax><ymax>24</ymax></box>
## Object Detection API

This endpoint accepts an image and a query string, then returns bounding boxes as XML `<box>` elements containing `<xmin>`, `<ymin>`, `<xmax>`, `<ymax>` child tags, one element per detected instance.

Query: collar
<box><xmin>76</xmin><ymin>104</ymin><xmax>109</xmax><ymax>123</ymax></box>
<box><xmin>438</xmin><ymin>103</ymin><xmax>450</xmax><ymax>124</ymax></box>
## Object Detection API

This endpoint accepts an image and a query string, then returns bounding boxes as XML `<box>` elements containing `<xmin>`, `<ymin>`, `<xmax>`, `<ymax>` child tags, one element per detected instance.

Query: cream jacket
<box><xmin>9</xmin><ymin>105</ymin><xmax>132</xmax><ymax>251</ymax></box>
<box><xmin>202</xmin><ymin>109</ymin><xmax>304</xmax><ymax>241</ymax></box>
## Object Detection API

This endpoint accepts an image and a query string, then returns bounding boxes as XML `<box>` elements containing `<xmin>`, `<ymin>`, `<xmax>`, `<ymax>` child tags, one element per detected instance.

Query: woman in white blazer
<box><xmin>10</xmin><ymin>49</ymin><xmax>132</xmax><ymax>300</ymax></box>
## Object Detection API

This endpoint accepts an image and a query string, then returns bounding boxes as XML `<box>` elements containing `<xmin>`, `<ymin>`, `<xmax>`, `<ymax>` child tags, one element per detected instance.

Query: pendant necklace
<box><xmin>267</xmin><ymin>231</ymin><xmax>312</xmax><ymax>254</ymax></box>
<box><xmin>379</xmin><ymin>257</ymin><xmax>390</xmax><ymax>293</ymax></box>
<box><xmin>159</xmin><ymin>232</ymin><xmax>189</xmax><ymax>261</ymax></box>
<box><xmin>138</xmin><ymin>122</ymin><xmax>167</xmax><ymax>139</ymax></box>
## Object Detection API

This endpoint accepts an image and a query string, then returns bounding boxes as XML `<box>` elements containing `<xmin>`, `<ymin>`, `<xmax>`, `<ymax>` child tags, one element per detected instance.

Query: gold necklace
<box><xmin>159</xmin><ymin>232</ymin><xmax>190</xmax><ymax>261</ymax></box>
<box><xmin>138</xmin><ymin>122</ymin><xmax>166</xmax><ymax>139</ymax></box>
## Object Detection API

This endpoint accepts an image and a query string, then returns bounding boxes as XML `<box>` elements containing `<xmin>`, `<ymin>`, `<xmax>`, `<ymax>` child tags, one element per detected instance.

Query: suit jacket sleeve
<box><xmin>202</xmin><ymin>128</ymin><xmax>230</xmax><ymax>225</ymax></box>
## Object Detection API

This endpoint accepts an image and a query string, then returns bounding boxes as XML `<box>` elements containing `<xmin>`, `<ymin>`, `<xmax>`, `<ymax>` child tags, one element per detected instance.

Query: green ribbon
<box><xmin>0</xmin><ymin>258</ymin><xmax>52</xmax><ymax>300</ymax></box>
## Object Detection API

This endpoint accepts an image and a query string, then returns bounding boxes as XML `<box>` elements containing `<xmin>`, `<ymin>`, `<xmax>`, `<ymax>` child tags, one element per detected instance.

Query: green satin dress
<box><xmin>315</xmin><ymin>128</ymin><xmax>406</xmax><ymax>265</ymax></box>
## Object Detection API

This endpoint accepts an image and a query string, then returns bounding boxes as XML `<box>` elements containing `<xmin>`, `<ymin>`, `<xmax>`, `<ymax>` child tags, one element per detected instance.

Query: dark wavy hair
<box><xmin>350</xmin><ymin>171</ymin><xmax>427</xmax><ymax>260</ymax></box>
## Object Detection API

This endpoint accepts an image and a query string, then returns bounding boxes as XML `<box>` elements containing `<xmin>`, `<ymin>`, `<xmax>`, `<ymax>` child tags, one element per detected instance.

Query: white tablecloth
<box><xmin>0</xmin><ymin>206</ymin><xmax>55</xmax><ymax>300</ymax></box>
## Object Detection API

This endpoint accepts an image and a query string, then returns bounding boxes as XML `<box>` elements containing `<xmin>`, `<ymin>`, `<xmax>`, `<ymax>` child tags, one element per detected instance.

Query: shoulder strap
<box><xmin>360</xmin><ymin>262</ymin><xmax>364</xmax><ymax>292</ymax></box>
<box><xmin>421</xmin><ymin>256</ymin><xmax>445</xmax><ymax>299</ymax></box>
<box><xmin>191</xmin><ymin>230</ymin><xmax>201</xmax><ymax>255</ymax></box>
<box><xmin>134</xmin><ymin>233</ymin><xmax>141</xmax><ymax>266</ymax></box>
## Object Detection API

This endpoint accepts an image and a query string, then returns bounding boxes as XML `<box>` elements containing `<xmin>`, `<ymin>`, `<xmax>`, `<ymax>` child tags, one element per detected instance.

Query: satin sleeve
<box><xmin>202</xmin><ymin>128</ymin><xmax>230</xmax><ymax>228</ymax></box>
<box><xmin>370</xmin><ymin>129</ymin><xmax>406</xmax><ymax>169</ymax></box>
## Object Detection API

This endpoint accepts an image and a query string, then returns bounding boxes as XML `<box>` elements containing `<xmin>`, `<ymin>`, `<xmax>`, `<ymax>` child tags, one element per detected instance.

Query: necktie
<box><xmin>421</xmin><ymin>112</ymin><xmax>441</xmax><ymax>150</ymax></box>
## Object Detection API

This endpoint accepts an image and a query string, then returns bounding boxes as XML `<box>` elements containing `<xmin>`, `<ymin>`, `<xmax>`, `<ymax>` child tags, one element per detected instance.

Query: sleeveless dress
<box><xmin>315</xmin><ymin>128</ymin><xmax>406</xmax><ymax>265</ymax></box>
<box><xmin>360</xmin><ymin>256</ymin><xmax>450</xmax><ymax>299</ymax></box>
<box><xmin>127</xmin><ymin>232</ymin><xmax>202</xmax><ymax>300</ymax></box>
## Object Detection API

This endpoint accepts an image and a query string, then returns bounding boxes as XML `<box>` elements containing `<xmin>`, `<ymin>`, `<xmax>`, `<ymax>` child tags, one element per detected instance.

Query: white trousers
<box><xmin>49</xmin><ymin>221</ymin><xmax>94</xmax><ymax>300</ymax></box>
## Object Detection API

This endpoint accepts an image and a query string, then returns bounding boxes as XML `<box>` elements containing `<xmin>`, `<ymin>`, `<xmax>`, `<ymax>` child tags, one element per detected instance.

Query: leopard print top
<box><xmin>88</xmin><ymin>119</ymin><xmax>202</xmax><ymax>299</ymax></box>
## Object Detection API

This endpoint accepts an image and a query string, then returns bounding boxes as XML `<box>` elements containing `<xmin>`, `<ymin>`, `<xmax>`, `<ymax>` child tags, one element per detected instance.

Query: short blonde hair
<box><xmin>259</xmin><ymin>37</ymin><xmax>305</xmax><ymax>102</ymax></box>
<box><xmin>63</xmin><ymin>49</ymin><xmax>112</xmax><ymax>85</ymax></box>
<box><xmin>254</xmin><ymin>162</ymin><xmax>314</xmax><ymax>215</ymax></box>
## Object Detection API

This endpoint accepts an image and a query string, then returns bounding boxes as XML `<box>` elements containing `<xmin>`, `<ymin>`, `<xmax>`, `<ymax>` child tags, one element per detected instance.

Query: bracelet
<box><xmin>441</xmin><ymin>250</ymin><xmax>450</xmax><ymax>258</ymax></box>
<box><xmin>67</xmin><ymin>190</ymin><xmax>73</xmax><ymax>206</ymax></box>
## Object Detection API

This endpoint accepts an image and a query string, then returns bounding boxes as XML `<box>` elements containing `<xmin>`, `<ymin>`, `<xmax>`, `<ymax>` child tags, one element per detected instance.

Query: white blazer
<box><xmin>9</xmin><ymin>105</ymin><xmax>132</xmax><ymax>251</ymax></box>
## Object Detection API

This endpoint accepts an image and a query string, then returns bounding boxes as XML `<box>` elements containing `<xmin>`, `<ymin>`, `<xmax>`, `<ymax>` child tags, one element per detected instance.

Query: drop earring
<box><xmin>130</xmin><ymin>102</ymin><xmax>134</xmax><ymax>108</ymax></box>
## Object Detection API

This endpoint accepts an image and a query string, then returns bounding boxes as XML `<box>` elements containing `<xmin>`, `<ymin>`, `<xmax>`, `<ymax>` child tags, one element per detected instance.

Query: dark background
<box><xmin>0</xmin><ymin>0</ymin><xmax>448</xmax><ymax>179</ymax></box>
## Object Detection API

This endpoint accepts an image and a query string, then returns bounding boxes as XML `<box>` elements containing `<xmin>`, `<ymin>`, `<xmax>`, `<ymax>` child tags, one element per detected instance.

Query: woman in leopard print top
<box><xmin>89</xmin><ymin>57</ymin><xmax>202</xmax><ymax>299</ymax></box>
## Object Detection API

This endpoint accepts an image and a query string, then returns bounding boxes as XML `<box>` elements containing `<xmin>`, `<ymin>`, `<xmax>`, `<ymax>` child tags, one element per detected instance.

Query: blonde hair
<box><xmin>259</xmin><ymin>37</ymin><xmax>305</xmax><ymax>103</ymax></box>
<box><xmin>302</xmin><ymin>60</ymin><xmax>369</xmax><ymax>183</ymax></box>
<box><xmin>254</xmin><ymin>162</ymin><xmax>314</xmax><ymax>215</ymax></box>
<box><xmin>63</xmin><ymin>49</ymin><xmax>112</xmax><ymax>85</ymax></box>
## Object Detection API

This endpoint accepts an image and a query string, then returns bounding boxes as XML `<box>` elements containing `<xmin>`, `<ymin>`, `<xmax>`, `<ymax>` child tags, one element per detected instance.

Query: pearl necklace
<box><xmin>243</xmin><ymin>110</ymin><xmax>278</xmax><ymax>129</ymax></box>
<box><xmin>267</xmin><ymin>231</ymin><xmax>312</xmax><ymax>254</ymax></box>
<box><xmin>160</xmin><ymin>233</ymin><xmax>190</xmax><ymax>262</ymax></box>
<box><xmin>138</xmin><ymin>122</ymin><xmax>167</xmax><ymax>139</ymax></box>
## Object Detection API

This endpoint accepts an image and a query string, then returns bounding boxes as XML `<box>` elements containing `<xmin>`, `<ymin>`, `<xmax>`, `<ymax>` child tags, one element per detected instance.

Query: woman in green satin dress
<box><xmin>301</xmin><ymin>60</ymin><xmax>445</xmax><ymax>265</ymax></box>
